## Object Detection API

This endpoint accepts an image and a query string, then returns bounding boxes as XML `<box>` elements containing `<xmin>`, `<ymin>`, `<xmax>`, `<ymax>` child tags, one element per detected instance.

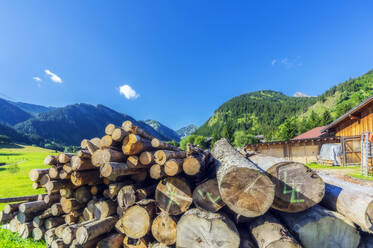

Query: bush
<box><xmin>179</xmin><ymin>135</ymin><xmax>209</xmax><ymax>150</ymax></box>
<box><xmin>232</xmin><ymin>130</ymin><xmax>259</xmax><ymax>147</ymax></box>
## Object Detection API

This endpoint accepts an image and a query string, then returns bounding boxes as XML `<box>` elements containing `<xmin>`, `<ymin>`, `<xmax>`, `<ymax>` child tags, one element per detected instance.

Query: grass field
<box><xmin>306</xmin><ymin>162</ymin><xmax>373</xmax><ymax>181</ymax></box>
<box><xmin>0</xmin><ymin>144</ymin><xmax>56</xmax><ymax>210</ymax></box>
<box><xmin>0</xmin><ymin>228</ymin><xmax>45</xmax><ymax>248</ymax></box>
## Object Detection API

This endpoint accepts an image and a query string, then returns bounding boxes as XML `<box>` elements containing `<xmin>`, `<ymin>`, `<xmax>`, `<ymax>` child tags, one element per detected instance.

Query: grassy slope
<box><xmin>0</xmin><ymin>144</ymin><xmax>56</xmax><ymax>210</ymax></box>
<box><xmin>0</xmin><ymin>229</ymin><xmax>45</xmax><ymax>248</ymax></box>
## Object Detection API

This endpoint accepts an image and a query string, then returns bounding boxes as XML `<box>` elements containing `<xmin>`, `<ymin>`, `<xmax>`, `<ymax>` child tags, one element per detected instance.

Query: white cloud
<box><xmin>271</xmin><ymin>57</ymin><xmax>302</xmax><ymax>69</ymax></box>
<box><xmin>271</xmin><ymin>59</ymin><xmax>277</xmax><ymax>65</ymax></box>
<box><xmin>293</xmin><ymin>92</ymin><xmax>310</xmax><ymax>97</ymax></box>
<box><xmin>45</xmin><ymin>69</ymin><xmax>62</xmax><ymax>83</ymax></box>
<box><xmin>33</xmin><ymin>76</ymin><xmax>42</xmax><ymax>82</ymax></box>
<box><xmin>119</xmin><ymin>84</ymin><xmax>140</xmax><ymax>100</ymax></box>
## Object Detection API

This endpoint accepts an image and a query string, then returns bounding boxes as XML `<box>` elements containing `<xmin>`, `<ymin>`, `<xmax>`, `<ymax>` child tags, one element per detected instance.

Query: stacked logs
<box><xmin>0</xmin><ymin>121</ymin><xmax>372</xmax><ymax>248</ymax></box>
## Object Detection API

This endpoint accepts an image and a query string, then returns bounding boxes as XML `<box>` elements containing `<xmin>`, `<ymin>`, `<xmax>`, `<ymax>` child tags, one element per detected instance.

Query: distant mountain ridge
<box><xmin>0</xmin><ymin>98</ymin><xmax>32</xmax><ymax>125</ymax></box>
<box><xmin>141</xmin><ymin>119</ymin><xmax>181</xmax><ymax>142</ymax></box>
<box><xmin>177</xmin><ymin>124</ymin><xmax>198</xmax><ymax>138</ymax></box>
<box><xmin>8</xmin><ymin>101</ymin><xmax>55</xmax><ymax>116</ymax></box>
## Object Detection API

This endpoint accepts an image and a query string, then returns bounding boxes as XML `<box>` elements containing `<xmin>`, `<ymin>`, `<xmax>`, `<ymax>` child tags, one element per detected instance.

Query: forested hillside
<box><xmin>195</xmin><ymin>69</ymin><xmax>373</xmax><ymax>145</ymax></box>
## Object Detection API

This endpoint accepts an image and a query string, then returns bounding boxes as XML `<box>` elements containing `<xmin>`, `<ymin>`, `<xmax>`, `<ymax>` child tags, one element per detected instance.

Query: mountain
<box><xmin>195</xmin><ymin>90</ymin><xmax>317</xmax><ymax>140</ymax></box>
<box><xmin>195</xmin><ymin>69</ymin><xmax>373</xmax><ymax>143</ymax></box>
<box><xmin>0</xmin><ymin>98</ymin><xmax>32</xmax><ymax>125</ymax></box>
<box><xmin>141</xmin><ymin>119</ymin><xmax>180</xmax><ymax>141</ymax></box>
<box><xmin>9</xmin><ymin>101</ymin><xmax>55</xmax><ymax>116</ymax></box>
<box><xmin>14</xmin><ymin>103</ymin><xmax>166</xmax><ymax>146</ymax></box>
<box><xmin>177</xmin><ymin>124</ymin><xmax>198</xmax><ymax>138</ymax></box>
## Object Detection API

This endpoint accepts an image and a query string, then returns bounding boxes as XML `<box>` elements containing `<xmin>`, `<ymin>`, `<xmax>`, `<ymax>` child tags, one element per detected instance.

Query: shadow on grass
<box><xmin>0</xmin><ymin>143</ymin><xmax>23</xmax><ymax>149</ymax></box>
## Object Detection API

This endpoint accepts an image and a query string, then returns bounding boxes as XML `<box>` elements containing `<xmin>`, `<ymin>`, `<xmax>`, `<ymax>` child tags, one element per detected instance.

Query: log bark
<box><xmin>45</xmin><ymin>180</ymin><xmax>74</xmax><ymax>193</ymax></box>
<box><xmin>111</xmin><ymin>128</ymin><xmax>128</xmax><ymax>142</ymax></box>
<box><xmin>49</xmin><ymin>166</ymin><xmax>61</xmax><ymax>179</ymax></box>
<box><xmin>9</xmin><ymin>217</ymin><xmax>20</xmax><ymax>232</ymax></box>
<box><xmin>32</xmin><ymin>227</ymin><xmax>45</xmax><ymax>241</ymax></box>
<box><xmin>60</xmin><ymin>187</ymin><xmax>74</xmax><ymax>198</ymax></box>
<box><xmin>123</xmin><ymin>236</ymin><xmax>150</xmax><ymax>248</ymax></box>
<box><xmin>115</xmin><ymin>200</ymin><xmax>156</xmax><ymax>238</ymax></box>
<box><xmin>40</xmin><ymin>174</ymin><xmax>51</xmax><ymax>186</ymax></box>
<box><xmin>29</xmin><ymin>168</ymin><xmax>50</xmax><ymax>181</ymax></box>
<box><xmin>321</xmin><ymin>182</ymin><xmax>373</xmax><ymax>233</ymax></box>
<box><xmin>247</xmin><ymin>154</ymin><xmax>325</xmax><ymax>213</ymax></box>
<box><xmin>249</xmin><ymin>212</ymin><xmax>301</xmax><ymax>248</ymax></box>
<box><xmin>151</xmin><ymin>138</ymin><xmax>180</xmax><ymax>151</ymax></box>
<box><xmin>44</xmin><ymin>193</ymin><xmax>61</xmax><ymax>204</ymax></box>
<box><xmin>51</xmin><ymin>239</ymin><xmax>69</xmax><ymax>248</ymax></box>
<box><xmin>96</xmin><ymin>233</ymin><xmax>124</xmax><ymax>248</ymax></box>
<box><xmin>94</xmin><ymin>200</ymin><xmax>117</xmax><ymax>219</ymax></box>
<box><xmin>122</xmin><ymin>134</ymin><xmax>153</xmax><ymax>155</ymax></box>
<box><xmin>155</xmin><ymin>177</ymin><xmax>192</xmax><ymax>215</ymax></box>
<box><xmin>92</xmin><ymin>148</ymin><xmax>126</xmax><ymax>167</ymax></box>
<box><xmin>18</xmin><ymin>222</ymin><xmax>34</xmax><ymax>239</ymax></box>
<box><xmin>154</xmin><ymin>150</ymin><xmax>186</xmax><ymax>165</ymax></box>
<box><xmin>90</xmin><ymin>184</ymin><xmax>105</xmax><ymax>196</ymax></box>
<box><xmin>55</xmin><ymin>223</ymin><xmax>69</xmax><ymax>238</ymax></box>
<box><xmin>17</xmin><ymin>211</ymin><xmax>40</xmax><ymax>224</ymax></box>
<box><xmin>0</xmin><ymin>194</ymin><xmax>40</xmax><ymax>203</ymax></box>
<box><xmin>101</xmin><ymin>162</ymin><xmax>144</xmax><ymax>178</ymax></box>
<box><xmin>4</xmin><ymin>202</ymin><xmax>25</xmax><ymax>214</ymax></box>
<box><xmin>359</xmin><ymin>233</ymin><xmax>373</xmax><ymax>248</ymax></box>
<box><xmin>77</xmin><ymin>150</ymin><xmax>91</xmax><ymax>159</ymax></box>
<box><xmin>130</xmin><ymin>170</ymin><xmax>148</xmax><ymax>182</ymax></box>
<box><xmin>44</xmin><ymin>155</ymin><xmax>57</xmax><ymax>165</ymax></box>
<box><xmin>19</xmin><ymin>200</ymin><xmax>49</xmax><ymax>214</ymax></box>
<box><xmin>81</xmin><ymin>139</ymin><xmax>99</xmax><ymax>155</ymax></box>
<box><xmin>122</xmin><ymin>120</ymin><xmax>154</xmax><ymax>141</ymax></box>
<box><xmin>62</xmin><ymin>220</ymin><xmax>96</xmax><ymax>245</ymax></box>
<box><xmin>45</xmin><ymin>216</ymin><xmax>65</xmax><ymax>229</ymax></box>
<box><xmin>117</xmin><ymin>185</ymin><xmax>137</xmax><ymax>210</ymax></box>
<box><xmin>0</xmin><ymin>210</ymin><xmax>17</xmax><ymax>224</ymax></box>
<box><xmin>64</xmin><ymin>210</ymin><xmax>83</xmax><ymax>224</ymax></box>
<box><xmin>61</xmin><ymin>198</ymin><xmax>85</xmax><ymax>213</ymax></box>
<box><xmin>89</xmin><ymin>137</ymin><xmax>101</xmax><ymax>148</ymax></box>
<box><xmin>151</xmin><ymin>212</ymin><xmax>177</xmax><ymax>245</ymax></box>
<box><xmin>192</xmin><ymin>179</ymin><xmax>225</xmax><ymax>212</ymax></box>
<box><xmin>59</xmin><ymin>170</ymin><xmax>71</xmax><ymax>180</ymax></box>
<box><xmin>75</xmin><ymin>186</ymin><xmax>92</xmax><ymax>204</ymax></box>
<box><xmin>71</xmin><ymin>156</ymin><xmax>96</xmax><ymax>171</ymax></box>
<box><xmin>33</xmin><ymin>208</ymin><xmax>53</xmax><ymax>227</ymax></box>
<box><xmin>32</xmin><ymin>182</ymin><xmax>42</xmax><ymax>190</ymax></box>
<box><xmin>139</xmin><ymin>151</ymin><xmax>154</xmax><ymax>165</ymax></box>
<box><xmin>164</xmin><ymin>159</ymin><xmax>184</xmax><ymax>176</ymax></box>
<box><xmin>71</xmin><ymin>170</ymin><xmax>101</xmax><ymax>187</ymax></box>
<box><xmin>176</xmin><ymin>208</ymin><xmax>240</xmax><ymax>248</ymax></box>
<box><xmin>211</xmin><ymin>138</ymin><xmax>275</xmax><ymax>217</ymax></box>
<box><xmin>45</xmin><ymin>227</ymin><xmax>57</xmax><ymax>245</ymax></box>
<box><xmin>76</xmin><ymin>216</ymin><xmax>118</xmax><ymax>244</ymax></box>
<box><xmin>70</xmin><ymin>236</ymin><xmax>103</xmax><ymax>248</ymax></box>
<box><xmin>277</xmin><ymin>204</ymin><xmax>360</xmax><ymax>248</ymax></box>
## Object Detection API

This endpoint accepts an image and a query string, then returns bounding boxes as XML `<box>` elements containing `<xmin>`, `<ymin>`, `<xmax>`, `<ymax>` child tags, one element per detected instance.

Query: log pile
<box><xmin>0</xmin><ymin>123</ymin><xmax>372</xmax><ymax>248</ymax></box>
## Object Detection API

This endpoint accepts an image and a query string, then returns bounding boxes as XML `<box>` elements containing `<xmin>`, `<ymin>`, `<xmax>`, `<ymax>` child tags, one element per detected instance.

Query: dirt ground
<box><xmin>316</xmin><ymin>168</ymin><xmax>373</xmax><ymax>188</ymax></box>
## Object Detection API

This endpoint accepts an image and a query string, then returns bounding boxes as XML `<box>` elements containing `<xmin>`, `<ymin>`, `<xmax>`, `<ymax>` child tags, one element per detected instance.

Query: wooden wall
<box><xmin>247</xmin><ymin>142</ymin><xmax>327</xmax><ymax>164</ymax></box>
<box><xmin>336</xmin><ymin>105</ymin><xmax>373</xmax><ymax>137</ymax></box>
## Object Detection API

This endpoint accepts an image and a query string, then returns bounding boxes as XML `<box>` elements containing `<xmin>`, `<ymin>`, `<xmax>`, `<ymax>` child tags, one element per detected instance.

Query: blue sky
<box><xmin>1</xmin><ymin>1</ymin><xmax>373</xmax><ymax>129</ymax></box>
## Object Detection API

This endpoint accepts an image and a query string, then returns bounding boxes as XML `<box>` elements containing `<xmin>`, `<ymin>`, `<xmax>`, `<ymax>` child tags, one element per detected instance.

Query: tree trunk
<box><xmin>61</xmin><ymin>198</ymin><xmax>85</xmax><ymax>213</ymax></box>
<box><xmin>33</xmin><ymin>208</ymin><xmax>53</xmax><ymax>227</ymax></box>
<box><xmin>105</xmin><ymin>123</ymin><xmax>117</xmax><ymax>135</ymax></box>
<box><xmin>211</xmin><ymin>138</ymin><xmax>275</xmax><ymax>217</ymax></box>
<box><xmin>122</xmin><ymin>134</ymin><xmax>153</xmax><ymax>155</ymax></box>
<box><xmin>100</xmin><ymin>162</ymin><xmax>144</xmax><ymax>178</ymax></box>
<box><xmin>0</xmin><ymin>194</ymin><xmax>40</xmax><ymax>203</ymax></box>
<box><xmin>77</xmin><ymin>150</ymin><xmax>91</xmax><ymax>159</ymax></box>
<box><xmin>52</xmin><ymin>203</ymin><xmax>64</xmax><ymax>216</ymax></box>
<box><xmin>29</xmin><ymin>169</ymin><xmax>50</xmax><ymax>181</ymax></box>
<box><xmin>40</xmin><ymin>174</ymin><xmax>51</xmax><ymax>186</ymax></box>
<box><xmin>71</xmin><ymin>171</ymin><xmax>101</xmax><ymax>187</ymax></box>
<box><xmin>127</xmin><ymin>155</ymin><xmax>140</xmax><ymax>167</ymax></box>
<box><xmin>9</xmin><ymin>217</ymin><xmax>20</xmax><ymax>232</ymax></box>
<box><xmin>155</xmin><ymin>177</ymin><xmax>192</xmax><ymax>216</ymax></box>
<box><xmin>247</xmin><ymin>154</ymin><xmax>325</xmax><ymax>213</ymax></box>
<box><xmin>64</xmin><ymin>209</ymin><xmax>83</xmax><ymax>224</ymax></box>
<box><xmin>117</xmin><ymin>185</ymin><xmax>137</xmax><ymax>210</ymax></box>
<box><xmin>71</xmin><ymin>156</ymin><xmax>96</xmax><ymax>171</ymax></box>
<box><xmin>49</xmin><ymin>167</ymin><xmax>61</xmax><ymax>179</ymax></box>
<box><xmin>45</xmin><ymin>180</ymin><xmax>74</xmax><ymax>193</ymax></box>
<box><xmin>19</xmin><ymin>200</ymin><xmax>49</xmax><ymax>214</ymax></box>
<box><xmin>32</xmin><ymin>227</ymin><xmax>45</xmax><ymax>241</ymax></box>
<box><xmin>4</xmin><ymin>202</ymin><xmax>25</xmax><ymax>214</ymax></box>
<box><xmin>44</xmin><ymin>155</ymin><xmax>57</xmax><ymax>166</ymax></box>
<box><xmin>76</xmin><ymin>216</ymin><xmax>118</xmax><ymax>244</ymax></box>
<box><xmin>115</xmin><ymin>200</ymin><xmax>156</xmax><ymax>239</ymax></box>
<box><xmin>81</xmin><ymin>139</ymin><xmax>99</xmax><ymax>155</ymax></box>
<box><xmin>164</xmin><ymin>159</ymin><xmax>184</xmax><ymax>176</ymax></box>
<box><xmin>94</xmin><ymin>200</ymin><xmax>117</xmax><ymax>219</ymax></box>
<box><xmin>321</xmin><ymin>182</ymin><xmax>373</xmax><ymax>233</ymax></box>
<box><xmin>111</xmin><ymin>128</ymin><xmax>128</xmax><ymax>142</ymax></box>
<box><xmin>96</xmin><ymin>233</ymin><xmax>124</xmax><ymax>248</ymax></box>
<box><xmin>183</xmin><ymin>153</ymin><xmax>207</xmax><ymax>176</ymax></box>
<box><xmin>51</xmin><ymin>238</ymin><xmax>69</xmax><ymax>248</ymax></box>
<box><xmin>139</xmin><ymin>151</ymin><xmax>155</xmax><ymax>165</ymax></box>
<box><xmin>154</xmin><ymin>150</ymin><xmax>186</xmax><ymax>165</ymax></box>
<box><xmin>45</xmin><ymin>216</ymin><xmax>65</xmax><ymax>229</ymax></box>
<box><xmin>59</xmin><ymin>170</ymin><xmax>71</xmax><ymax>180</ymax></box>
<box><xmin>277</xmin><ymin>204</ymin><xmax>361</xmax><ymax>248</ymax></box>
<box><xmin>17</xmin><ymin>211</ymin><xmax>40</xmax><ymax>224</ymax></box>
<box><xmin>359</xmin><ymin>233</ymin><xmax>373</xmax><ymax>248</ymax></box>
<box><xmin>151</xmin><ymin>138</ymin><xmax>180</xmax><ymax>151</ymax></box>
<box><xmin>62</xmin><ymin>220</ymin><xmax>96</xmax><ymax>245</ymax></box>
<box><xmin>150</xmin><ymin>164</ymin><xmax>166</xmax><ymax>180</ymax></box>
<box><xmin>92</xmin><ymin>148</ymin><xmax>126</xmax><ymax>167</ymax></box>
<box><xmin>130</xmin><ymin>170</ymin><xmax>148</xmax><ymax>182</ymax></box>
<box><xmin>100</xmin><ymin>135</ymin><xmax>121</xmax><ymax>149</ymax></box>
<box><xmin>122</xmin><ymin>120</ymin><xmax>154</xmax><ymax>141</ymax></box>
<box><xmin>249</xmin><ymin>212</ymin><xmax>301</xmax><ymax>248</ymax></box>
<box><xmin>75</xmin><ymin>186</ymin><xmax>92</xmax><ymax>204</ymax></box>
<box><xmin>151</xmin><ymin>212</ymin><xmax>177</xmax><ymax>245</ymax></box>
<box><xmin>58</xmin><ymin>153</ymin><xmax>74</xmax><ymax>164</ymax></box>
<box><xmin>176</xmin><ymin>208</ymin><xmax>240</xmax><ymax>248</ymax></box>
<box><xmin>0</xmin><ymin>211</ymin><xmax>17</xmax><ymax>224</ymax></box>
<box><xmin>123</xmin><ymin>236</ymin><xmax>150</xmax><ymax>248</ymax></box>
<box><xmin>45</xmin><ymin>227</ymin><xmax>57</xmax><ymax>245</ymax></box>
<box><xmin>44</xmin><ymin>193</ymin><xmax>61</xmax><ymax>204</ymax></box>
<box><xmin>192</xmin><ymin>179</ymin><xmax>225</xmax><ymax>212</ymax></box>
<box><xmin>18</xmin><ymin>222</ymin><xmax>34</xmax><ymax>239</ymax></box>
